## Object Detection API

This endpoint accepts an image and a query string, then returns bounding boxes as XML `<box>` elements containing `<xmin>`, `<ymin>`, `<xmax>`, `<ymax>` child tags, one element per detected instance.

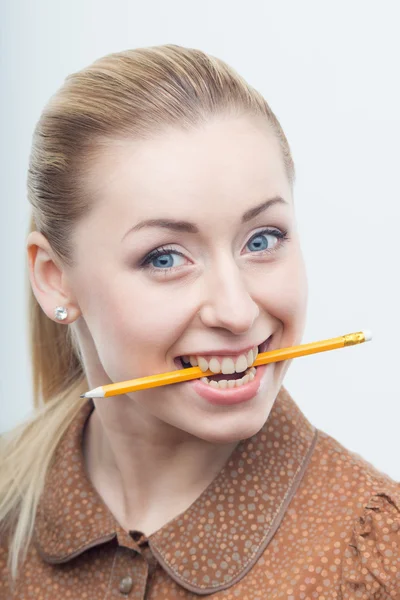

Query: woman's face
<box><xmin>66</xmin><ymin>115</ymin><xmax>308</xmax><ymax>443</ymax></box>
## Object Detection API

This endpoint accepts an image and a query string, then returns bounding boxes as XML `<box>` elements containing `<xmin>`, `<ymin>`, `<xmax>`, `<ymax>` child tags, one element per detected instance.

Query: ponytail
<box><xmin>0</xmin><ymin>215</ymin><xmax>88</xmax><ymax>584</ymax></box>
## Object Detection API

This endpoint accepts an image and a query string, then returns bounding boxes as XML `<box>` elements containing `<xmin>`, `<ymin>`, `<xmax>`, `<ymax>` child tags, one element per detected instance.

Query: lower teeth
<box><xmin>200</xmin><ymin>367</ymin><xmax>257</xmax><ymax>389</ymax></box>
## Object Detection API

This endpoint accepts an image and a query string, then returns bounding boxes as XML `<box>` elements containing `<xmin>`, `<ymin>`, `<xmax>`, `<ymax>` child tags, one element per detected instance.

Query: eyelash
<box><xmin>140</xmin><ymin>228</ymin><xmax>289</xmax><ymax>274</ymax></box>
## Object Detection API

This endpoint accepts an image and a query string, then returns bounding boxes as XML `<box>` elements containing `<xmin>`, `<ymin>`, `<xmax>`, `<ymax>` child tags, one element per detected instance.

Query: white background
<box><xmin>1</xmin><ymin>1</ymin><xmax>399</xmax><ymax>480</ymax></box>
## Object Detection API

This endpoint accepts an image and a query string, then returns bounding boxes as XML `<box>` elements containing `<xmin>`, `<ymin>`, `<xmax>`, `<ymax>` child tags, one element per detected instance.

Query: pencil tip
<box><xmin>80</xmin><ymin>394</ymin><xmax>86</xmax><ymax>398</ymax></box>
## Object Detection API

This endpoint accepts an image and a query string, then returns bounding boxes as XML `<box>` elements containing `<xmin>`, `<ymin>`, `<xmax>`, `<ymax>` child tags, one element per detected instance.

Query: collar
<box><xmin>34</xmin><ymin>386</ymin><xmax>317</xmax><ymax>595</ymax></box>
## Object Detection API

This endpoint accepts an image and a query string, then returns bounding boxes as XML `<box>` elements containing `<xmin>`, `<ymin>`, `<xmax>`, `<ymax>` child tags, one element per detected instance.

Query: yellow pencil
<box><xmin>80</xmin><ymin>330</ymin><xmax>372</xmax><ymax>398</ymax></box>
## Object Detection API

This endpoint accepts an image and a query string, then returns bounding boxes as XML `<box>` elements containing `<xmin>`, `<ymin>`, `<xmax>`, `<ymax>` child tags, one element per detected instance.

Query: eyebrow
<box><xmin>121</xmin><ymin>195</ymin><xmax>288</xmax><ymax>240</ymax></box>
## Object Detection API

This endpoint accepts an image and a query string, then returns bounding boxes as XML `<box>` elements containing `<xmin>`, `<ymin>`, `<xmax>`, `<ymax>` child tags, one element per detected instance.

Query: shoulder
<box><xmin>0</xmin><ymin>524</ymin><xmax>12</xmax><ymax>598</ymax></box>
<box><xmin>0</xmin><ymin>519</ymin><xmax>34</xmax><ymax>598</ymax></box>
<box><xmin>311</xmin><ymin>428</ymin><xmax>397</xmax><ymax>492</ymax></box>
<box><xmin>312</xmin><ymin>429</ymin><xmax>400</xmax><ymax>598</ymax></box>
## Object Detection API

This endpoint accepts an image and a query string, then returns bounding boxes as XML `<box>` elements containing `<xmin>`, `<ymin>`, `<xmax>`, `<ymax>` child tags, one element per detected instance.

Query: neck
<box><xmin>82</xmin><ymin>405</ymin><xmax>238</xmax><ymax>536</ymax></box>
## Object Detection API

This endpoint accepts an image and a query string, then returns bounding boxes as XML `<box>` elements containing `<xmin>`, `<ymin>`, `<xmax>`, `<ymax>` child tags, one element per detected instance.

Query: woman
<box><xmin>0</xmin><ymin>44</ymin><xmax>398</xmax><ymax>599</ymax></box>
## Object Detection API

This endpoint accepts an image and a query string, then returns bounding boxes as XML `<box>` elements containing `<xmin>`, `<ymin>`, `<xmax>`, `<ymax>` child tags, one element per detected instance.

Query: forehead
<box><xmin>86</xmin><ymin>116</ymin><xmax>291</xmax><ymax>222</ymax></box>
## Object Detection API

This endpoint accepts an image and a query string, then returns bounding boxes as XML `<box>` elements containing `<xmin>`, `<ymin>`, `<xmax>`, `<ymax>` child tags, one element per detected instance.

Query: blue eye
<box><xmin>151</xmin><ymin>253</ymin><xmax>184</xmax><ymax>269</ymax></box>
<box><xmin>141</xmin><ymin>247</ymin><xmax>186</xmax><ymax>271</ymax></box>
<box><xmin>246</xmin><ymin>229</ymin><xmax>286</xmax><ymax>253</ymax></box>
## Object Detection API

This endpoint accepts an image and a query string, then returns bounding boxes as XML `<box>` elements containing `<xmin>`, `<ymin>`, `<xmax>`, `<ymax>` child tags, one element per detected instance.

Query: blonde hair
<box><xmin>0</xmin><ymin>44</ymin><xmax>295</xmax><ymax>583</ymax></box>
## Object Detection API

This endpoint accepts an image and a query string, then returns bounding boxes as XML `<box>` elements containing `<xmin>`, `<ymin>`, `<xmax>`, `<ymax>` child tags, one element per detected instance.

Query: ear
<box><xmin>27</xmin><ymin>231</ymin><xmax>81</xmax><ymax>324</ymax></box>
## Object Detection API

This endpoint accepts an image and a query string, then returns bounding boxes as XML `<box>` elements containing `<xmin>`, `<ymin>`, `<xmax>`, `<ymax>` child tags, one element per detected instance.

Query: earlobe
<box><xmin>26</xmin><ymin>231</ymin><xmax>81</xmax><ymax>323</ymax></box>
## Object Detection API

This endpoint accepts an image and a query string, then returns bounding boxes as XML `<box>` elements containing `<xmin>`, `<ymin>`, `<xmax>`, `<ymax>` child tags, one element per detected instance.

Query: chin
<box><xmin>187</xmin><ymin>408</ymin><xmax>271</xmax><ymax>445</ymax></box>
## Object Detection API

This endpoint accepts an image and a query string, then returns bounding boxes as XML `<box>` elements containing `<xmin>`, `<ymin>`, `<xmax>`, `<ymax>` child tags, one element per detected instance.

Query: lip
<box><xmin>190</xmin><ymin>362</ymin><xmax>269</xmax><ymax>405</ymax></box>
<box><xmin>174</xmin><ymin>335</ymin><xmax>272</xmax><ymax>365</ymax></box>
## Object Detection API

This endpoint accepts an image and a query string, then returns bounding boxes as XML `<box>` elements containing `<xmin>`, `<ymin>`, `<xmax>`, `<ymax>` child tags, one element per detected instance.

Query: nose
<box><xmin>198</xmin><ymin>256</ymin><xmax>259</xmax><ymax>335</ymax></box>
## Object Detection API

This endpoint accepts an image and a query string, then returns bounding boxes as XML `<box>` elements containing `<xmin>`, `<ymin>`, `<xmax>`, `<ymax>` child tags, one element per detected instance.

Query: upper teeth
<box><xmin>181</xmin><ymin>345</ymin><xmax>259</xmax><ymax>374</ymax></box>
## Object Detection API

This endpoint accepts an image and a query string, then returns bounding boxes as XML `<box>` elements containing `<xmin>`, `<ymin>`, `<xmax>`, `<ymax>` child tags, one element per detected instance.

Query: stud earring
<box><xmin>54</xmin><ymin>306</ymin><xmax>68</xmax><ymax>321</ymax></box>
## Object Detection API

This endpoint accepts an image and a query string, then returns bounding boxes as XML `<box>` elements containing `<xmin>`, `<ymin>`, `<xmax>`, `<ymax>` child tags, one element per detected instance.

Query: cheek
<box><xmin>80</xmin><ymin>271</ymin><xmax>197</xmax><ymax>374</ymax></box>
<box><xmin>277</xmin><ymin>265</ymin><xmax>308</xmax><ymax>317</ymax></box>
<box><xmin>255</xmin><ymin>256</ymin><xmax>308</xmax><ymax>331</ymax></box>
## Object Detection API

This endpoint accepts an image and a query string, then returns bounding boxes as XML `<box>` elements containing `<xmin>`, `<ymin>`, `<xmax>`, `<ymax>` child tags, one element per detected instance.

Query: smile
<box><xmin>176</xmin><ymin>336</ymin><xmax>272</xmax><ymax>390</ymax></box>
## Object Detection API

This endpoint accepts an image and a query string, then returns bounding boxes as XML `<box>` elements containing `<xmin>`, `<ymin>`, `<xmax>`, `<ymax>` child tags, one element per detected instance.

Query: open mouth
<box><xmin>175</xmin><ymin>335</ymin><xmax>272</xmax><ymax>387</ymax></box>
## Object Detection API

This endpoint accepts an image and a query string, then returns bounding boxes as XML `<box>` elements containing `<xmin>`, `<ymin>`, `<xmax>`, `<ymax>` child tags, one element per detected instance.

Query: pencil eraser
<box><xmin>362</xmin><ymin>330</ymin><xmax>372</xmax><ymax>342</ymax></box>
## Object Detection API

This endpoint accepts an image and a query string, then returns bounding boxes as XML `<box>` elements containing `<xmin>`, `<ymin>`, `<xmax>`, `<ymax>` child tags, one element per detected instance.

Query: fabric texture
<box><xmin>1</xmin><ymin>386</ymin><xmax>399</xmax><ymax>599</ymax></box>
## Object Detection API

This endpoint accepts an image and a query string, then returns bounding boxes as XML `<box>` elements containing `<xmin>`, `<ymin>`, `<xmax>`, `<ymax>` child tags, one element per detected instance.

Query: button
<box><xmin>119</xmin><ymin>576</ymin><xmax>133</xmax><ymax>594</ymax></box>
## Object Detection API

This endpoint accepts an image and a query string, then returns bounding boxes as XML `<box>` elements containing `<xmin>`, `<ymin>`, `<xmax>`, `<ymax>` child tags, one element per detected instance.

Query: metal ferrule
<box><xmin>343</xmin><ymin>332</ymin><xmax>365</xmax><ymax>346</ymax></box>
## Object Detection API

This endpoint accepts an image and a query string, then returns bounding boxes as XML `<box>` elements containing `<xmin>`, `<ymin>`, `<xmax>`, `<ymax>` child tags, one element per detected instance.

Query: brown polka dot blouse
<box><xmin>1</xmin><ymin>386</ymin><xmax>399</xmax><ymax>598</ymax></box>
